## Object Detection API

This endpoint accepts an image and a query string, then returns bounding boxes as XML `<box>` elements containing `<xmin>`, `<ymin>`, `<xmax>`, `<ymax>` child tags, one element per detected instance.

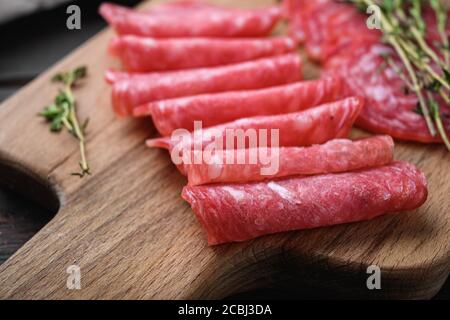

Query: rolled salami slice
<box><xmin>146</xmin><ymin>96</ymin><xmax>363</xmax><ymax>153</ymax></box>
<box><xmin>146</xmin><ymin>0</ymin><xmax>222</xmax><ymax>13</ymax></box>
<box><xmin>109</xmin><ymin>35</ymin><xmax>296</xmax><ymax>72</ymax></box>
<box><xmin>99</xmin><ymin>2</ymin><xmax>282</xmax><ymax>38</ymax></box>
<box><xmin>104</xmin><ymin>69</ymin><xmax>174</xmax><ymax>84</ymax></box>
<box><xmin>184</xmin><ymin>135</ymin><xmax>394</xmax><ymax>185</ymax></box>
<box><xmin>182</xmin><ymin>161</ymin><xmax>428</xmax><ymax>245</ymax></box>
<box><xmin>134</xmin><ymin>77</ymin><xmax>343</xmax><ymax>136</ymax></box>
<box><xmin>111</xmin><ymin>53</ymin><xmax>302</xmax><ymax>116</ymax></box>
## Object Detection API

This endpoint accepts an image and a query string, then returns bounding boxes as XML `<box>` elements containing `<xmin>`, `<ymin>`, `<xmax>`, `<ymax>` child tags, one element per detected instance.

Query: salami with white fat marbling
<box><xmin>100</xmin><ymin>2</ymin><xmax>282</xmax><ymax>38</ymax></box>
<box><xmin>285</xmin><ymin>0</ymin><xmax>450</xmax><ymax>143</ymax></box>
<box><xmin>109</xmin><ymin>35</ymin><xmax>296</xmax><ymax>72</ymax></box>
<box><xmin>111</xmin><ymin>53</ymin><xmax>302</xmax><ymax>116</ymax></box>
<box><xmin>184</xmin><ymin>135</ymin><xmax>394</xmax><ymax>185</ymax></box>
<box><xmin>182</xmin><ymin>161</ymin><xmax>428</xmax><ymax>245</ymax></box>
<box><xmin>135</xmin><ymin>77</ymin><xmax>343</xmax><ymax>136</ymax></box>
<box><xmin>146</xmin><ymin>97</ymin><xmax>363</xmax><ymax>153</ymax></box>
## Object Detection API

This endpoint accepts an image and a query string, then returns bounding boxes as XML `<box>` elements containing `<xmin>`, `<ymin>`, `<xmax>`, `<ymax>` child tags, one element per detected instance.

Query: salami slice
<box><xmin>108</xmin><ymin>35</ymin><xmax>296</xmax><ymax>72</ymax></box>
<box><xmin>184</xmin><ymin>135</ymin><xmax>394</xmax><ymax>185</ymax></box>
<box><xmin>286</xmin><ymin>0</ymin><xmax>450</xmax><ymax>143</ymax></box>
<box><xmin>111</xmin><ymin>54</ymin><xmax>302</xmax><ymax>116</ymax></box>
<box><xmin>134</xmin><ymin>77</ymin><xmax>343</xmax><ymax>136</ymax></box>
<box><xmin>146</xmin><ymin>96</ymin><xmax>363</xmax><ymax>152</ymax></box>
<box><xmin>105</xmin><ymin>69</ymin><xmax>140</xmax><ymax>84</ymax></box>
<box><xmin>104</xmin><ymin>69</ymin><xmax>176</xmax><ymax>84</ymax></box>
<box><xmin>99</xmin><ymin>2</ymin><xmax>282</xmax><ymax>38</ymax></box>
<box><xmin>182</xmin><ymin>161</ymin><xmax>428</xmax><ymax>245</ymax></box>
<box><xmin>324</xmin><ymin>42</ymin><xmax>450</xmax><ymax>143</ymax></box>
<box><xmin>285</xmin><ymin>0</ymin><xmax>379</xmax><ymax>61</ymax></box>
<box><xmin>146</xmin><ymin>0</ymin><xmax>221</xmax><ymax>13</ymax></box>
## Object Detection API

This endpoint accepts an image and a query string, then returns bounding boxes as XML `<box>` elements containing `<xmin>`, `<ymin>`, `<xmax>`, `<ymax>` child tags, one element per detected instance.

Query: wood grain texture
<box><xmin>0</xmin><ymin>0</ymin><xmax>448</xmax><ymax>299</ymax></box>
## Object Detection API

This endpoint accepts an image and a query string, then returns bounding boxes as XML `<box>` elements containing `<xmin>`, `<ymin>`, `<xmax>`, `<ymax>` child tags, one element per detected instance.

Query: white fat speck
<box><xmin>234</xmin><ymin>17</ymin><xmax>245</xmax><ymax>29</ymax></box>
<box><xmin>222</xmin><ymin>186</ymin><xmax>245</xmax><ymax>202</ymax></box>
<box><xmin>286</xmin><ymin>38</ymin><xmax>295</xmax><ymax>48</ymax></box>
<box><xmin>207</xmin><ymin>154</ymin><xmax>223</xmax><ymax>180</ymax></box>
<box><xmin>267</xmin><ymin>182</ymin><xmax>294</xmax><ymax>201</ymax></box>
<box><xmin>368</xmin><ymin>85</ymin><xmax>389</xmax><ymax>102</ymax></box>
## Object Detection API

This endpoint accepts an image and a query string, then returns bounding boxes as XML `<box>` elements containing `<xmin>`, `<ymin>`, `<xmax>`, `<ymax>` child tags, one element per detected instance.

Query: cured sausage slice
<box><xmin>146</xmin><ymin>97</ymin><xmax>363</xmax><ymax>152</ymax></box>
<box><xmin>99</xmin><ymin>2</ymin><xmax>282</xmax><ymax>38</ymax></box>
<box><xmin>111</xmin><ymin>54</ymin><xmax>302</xmax><ymax>116</ymax></box>
<box><xmin>146</xmin><ymin>0</ymin><xmax>223</xmax><ymax>13</ymax></box>
<box><xmin>109</xmin><ymin>35</ymin><xmax>296</xmax><ymax>72</ymax></box>
<box><xmin>134</xmin><ymin>77</ymin><xmax>343</xmax><ymax>136</ymax></box>
<box><xmin>284</xmin><ymin>0</ymin><xmax>379</xmax><ymax>61</ymax></box>
<box><xmin>184</xmin><ymin>135</ymin><xmax>394</xmax><ymax>185</ymax></box>
<box><xmin>286</xmin><ymin>0</ymin><xmax>450</xmax><ymax>143</ymax></box>
<box><xmin>104</xmin><ymin>69</ymin><xmax>174</xmax><ymax>84</ymax></box>
<box><xmin>182</xmin><ymin>161</ymin><xmax>428</xmax><ymax>245</ymax></box>
<box><xmin>324</xmin><ymin>42</ymin><xmax>450</xmax><ymax>143</ymax></box>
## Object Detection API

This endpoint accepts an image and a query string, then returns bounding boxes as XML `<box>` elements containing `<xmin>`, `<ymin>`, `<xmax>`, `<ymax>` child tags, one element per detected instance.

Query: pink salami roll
<box><xmin>99</xmin><ymin>2</ymin><xmax>282</xmax><ymax>38</ymax></box>
<box><xmin>182</xmin><ymin>161</ymin><xmax>428</xmax><ymax>245</ymax></box>
<box><xmin>108</xmin><ymin>35</ymin><xmax>296</xmax><ymax>72</ymax></box>
<box><xmin>134</xmin><ymin>77</ymin><xmax>343</xmax><ymax>136</ymax></box>
<box><xmin>111</xmin><ymin>53</ymin><xmax>302</xmax><ymax>116</ymax></box>
<box><xmin>184</xmin><ymin>135</ymin><xmax>394</xmax><ymax>185</ymax></box>
<box><xmin>104</xmin><ymin>69</ymin><xmax>174</xmax><ymax>84</ymax></box>
<box><xmin>146</xmin><ymin>97</ymin><xmax>363</xmax><ymax>153</ymax></box>
<box><xmin>146</xmin><ymin>0</ymin><xmax>222</xmax><ymax>13</ymax></box>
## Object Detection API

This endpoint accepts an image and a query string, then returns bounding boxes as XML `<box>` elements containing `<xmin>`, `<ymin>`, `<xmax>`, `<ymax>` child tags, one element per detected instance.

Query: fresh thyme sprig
<box><xmin>40</xmin><ymin>66</ymin><xmax>91</xmax><ymax>177</ymax></box>
<box><xmin>348</xmin><ymin>0</ymin><xmax>450</xmax><ymax>150</ymax></box>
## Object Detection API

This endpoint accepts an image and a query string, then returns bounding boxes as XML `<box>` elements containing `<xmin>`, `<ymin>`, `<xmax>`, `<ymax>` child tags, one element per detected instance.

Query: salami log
<box><xmin>99</xmin><ymin>2</ymin><xmax>282</xmax><ymax>38</ymax></box>
<box><xmin>134</xmin><ymin>77</ymin><xmax>343</xmax><ymax>136</ymax></box>
<box><xmin>146</xmin><ymin>97</ymin><xmax>363</xmax><ymax>152</ymax></box>
<box><xmin>182</xmin><ymin>161</ymin><xmax>428</xmax><ymax>245</ymax></box>
<box><xmin>111</xmin><ymin>54</ymin><xmax>302</xmax><ymax>116</ymax></box>
<box><xmin>109</xmin><ymin>35</ymin><xmax>296</xmax><ymax>72</ymax></box>
<box><xmin>184</xmin><ymin>135</ymin><xmax>394</xmax><ymax>186</ymax></box>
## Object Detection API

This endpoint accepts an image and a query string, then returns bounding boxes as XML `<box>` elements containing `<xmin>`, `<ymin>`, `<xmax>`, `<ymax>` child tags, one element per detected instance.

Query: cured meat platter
<box><xmin>0</xmin><ymin>0</ymin><xmax>448</xmax><ymax>299</ymax></box>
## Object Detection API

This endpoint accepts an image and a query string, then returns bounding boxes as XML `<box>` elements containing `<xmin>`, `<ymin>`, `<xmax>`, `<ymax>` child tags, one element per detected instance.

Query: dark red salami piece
<box><xmin>111</xmin><ymin>54</ymin><xmax>302</xmax><ymax>116</ymax></box>
<box><xmin>285</xmin><ymin>0</ymin><xmax>379</xmax><ymax>61</ymax></box>
<box><xmin>286</xmin><ymin>0</ymin><xmax>450</xmax><ymax>143</ymax></box>
<box><xmin>109</xmin><ymin>35</ymin><xmax>296</xmax><ymax>72</ymax></box>
<box><xmin>182</xmin><ymin>161</ymin><xmax>428</xmax><ymax>245</ymax></box>
<box><xmin>324</xmin><ymin>42</ymin><xmax>450</xmax><ymax>143</ymax></box>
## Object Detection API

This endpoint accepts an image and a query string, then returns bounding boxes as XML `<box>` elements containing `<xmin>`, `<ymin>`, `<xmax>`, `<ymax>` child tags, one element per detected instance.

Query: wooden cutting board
<box><xmin>0</xmin><ymin>0</ymin><xmax>448</xmax><ymax>299</ymax></box>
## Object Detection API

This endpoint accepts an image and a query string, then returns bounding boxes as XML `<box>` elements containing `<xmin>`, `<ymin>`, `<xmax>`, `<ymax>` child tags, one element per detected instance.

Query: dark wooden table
<box><xmin>0</xmin><ymin>0</ymin><xmax>448</xmax><ymax>300</ymax></box>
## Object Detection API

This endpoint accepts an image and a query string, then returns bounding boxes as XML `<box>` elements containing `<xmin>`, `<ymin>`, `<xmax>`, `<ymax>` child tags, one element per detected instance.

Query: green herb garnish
<box><xmin>40</xmin><ymin>66</ymin><xmax>91</xmax><ymax>177</ymax></box>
